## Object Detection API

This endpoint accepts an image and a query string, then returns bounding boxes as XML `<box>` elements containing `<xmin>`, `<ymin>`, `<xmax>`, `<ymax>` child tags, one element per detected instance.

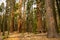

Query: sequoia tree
<box><xmin>45</xmin><ymin>0</ymin><xmax>59</xmax><ymax>38</ymax></box>
<box><xmin>36</xmin><ymin>0</ymin><xmax>44</xmax><ymax>33</ymax></box>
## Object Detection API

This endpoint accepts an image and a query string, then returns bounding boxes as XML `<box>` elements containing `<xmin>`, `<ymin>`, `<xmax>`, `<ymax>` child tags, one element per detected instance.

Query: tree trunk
<box><xmin>17</xmin><ymin>0</ymin><xmax>23</xmax><ymax>32</ymax></box>
<box><xmin>26</xmin><ymin>0</ymin><xmax>33</xmax><ymax>32</ymax></box>
<box><xmin>2</xmin><ymin>14</ymin><xmax>5</xmax><ymax>36</ymax></box>
<box><xmin>45</xmin><ymin>0</ymin><xmax>59</xmax><ymax>38</ymax></box>
<box><xmin>0</xmin><ymin>15</ymin><xmax>1</xmax><ymax>35</ymax></box>
<box><xmin>10</xmin><ymin>0</ymin><xmax>15</xmax><ymax>32</ymax></box>
<box><xmin>6</xmin><ymin>0</ymin><xmax>10</xmax><ymax>34</ymax></box>
<box><xmin>56</xmin><ymin>0</ymin><xmax>60</xmax><ymax>17</ymax></box>
<box><xmin>22</xmin><ymin>0</ymin><xmax>26</xmax><ymax>32</ymax></box>
<box><xmin>36</xmin><ymin>0</ymin><xmax>43</xmax><ymax>33</ymax></box>
<box><xmin>55</xmin><ymin>0</ymin><xmax>60</xmax><ymax>31</ymax></box>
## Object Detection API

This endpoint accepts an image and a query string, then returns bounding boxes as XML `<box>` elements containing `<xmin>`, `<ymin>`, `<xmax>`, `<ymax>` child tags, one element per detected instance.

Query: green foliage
<box><xmin>27</xmin><ymin>0</ymin><xmax>34</xmax><ymax>11</ymax></box>
<box><xmin>32</xmin><ymin>8</ymin><xmax>37</xmax><ymax>33</ymax></box>
<box><xmin>26</xmin><ymin>0</ymin><xmax>34</xmax><ymax>32</ymax></box>
<box><xmin>0</xmin><ymin>6</ymin><xmax>2</xmax><ymax>12</ymax></box>
<box><xmin>1</xmin><ymin>2</ymin><xmax>4</xmax><ymax>9</ymax></box>
<box><xmin>14</xmin><ymin>3</ymin><xmax>19</xmax><ymax>11</ymax></box>
<box><xmin>0</xmin><ymin>2</ymin><xmax>4</xmax><ymax>12</ymax></box>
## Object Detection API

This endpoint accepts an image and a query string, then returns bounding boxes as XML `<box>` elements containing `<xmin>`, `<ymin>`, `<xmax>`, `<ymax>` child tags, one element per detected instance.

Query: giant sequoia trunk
<box><xmin>36</xmin><ymin>0</ymin><xmax>43</xmax><ymax>33</ymax></box>
<box><xmin>45</xmin><ymin>0</ymin><xmax>59</xmax><ymax>38</ymax></box>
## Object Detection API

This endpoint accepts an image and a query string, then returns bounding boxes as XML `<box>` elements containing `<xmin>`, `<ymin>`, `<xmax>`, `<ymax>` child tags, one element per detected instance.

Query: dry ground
<box><xmin>3</xmin><ymin>32</ymin><xmax>60</xmax><ymax>40</ymax></box>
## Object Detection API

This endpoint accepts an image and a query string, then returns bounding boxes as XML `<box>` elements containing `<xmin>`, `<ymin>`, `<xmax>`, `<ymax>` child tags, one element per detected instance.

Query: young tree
<box><xmin>36</xmin><ymin>0</ymin><xmax>44</xmax><ymax>33</ymax></box>
<box><xmin>10</xmin><ymin>0</ymin><xmax>15</xmax><ymax>32</ymax></box>
<box><xmin>0</xmin><ymin>15</ymin><xmax>2</xmax><ymax>35</ymax></box>
<box><xmin>21</xmin><ymin>0</ymin><xmax>26</xmax><ymax>32</ymax></box>
<box><xmin>55</xmin><ymin>0</ymin><xmax>60</xmax><ymax>27</ymax></box>
<box><xmin>17</xmin><ymin>0</ymin><xmax>23</xmax><ymax>32</ymax></box>
<box><xmin>6</xmin><ymin>0</ymin><xmax>10</xmax><ymax>34</ymax></box>
<box><xmin>26</xmin><ymin>0</ymin><xmax>33</xmax><ymax>32</ymax></box>
<box><xmin>1</xmin><ymin>3</ymin><xmax>5</xmax><ymax>36</ymax></box>
<box><xmin>45</xmin><ymin>0</ymin><xmax>59</xmax><ymax>38</ymax></box>
<box><xmin>2</xmin><ymin>14</ymin><xmax>5</xmax><ymax>36</ymax></box>
<box><xmin>56</xmin><ymin>0</ymin><xmax>60</xmax><ymax>17</ymax></box>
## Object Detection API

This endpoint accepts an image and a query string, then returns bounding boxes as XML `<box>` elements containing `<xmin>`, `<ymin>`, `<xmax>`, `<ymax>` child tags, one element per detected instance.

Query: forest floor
<box><xmin>0</xmin><ymin>32</ymin><xmax>60</xmax><ymax>40</ymax></box>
